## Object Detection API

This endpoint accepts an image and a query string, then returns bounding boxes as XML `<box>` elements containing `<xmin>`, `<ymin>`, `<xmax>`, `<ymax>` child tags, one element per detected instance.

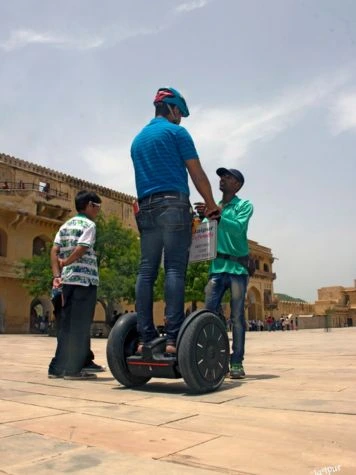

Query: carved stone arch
<box><xmin>0</xmin><ymin>228</ymin><xmax>8</xmax><ymax>257</ymax></box>
<box><xmin>0</xmin><ymin>295</ymin><xmax>5</xmax><ymax>333</ymax></box>
<box><xmin>95</xmin><ymin>298</ymin><xmax>107</xmax><ymax>322</ymax></box>
<box><xmin>246</xmin><ymin>286</ymin><xmax>263</xmax><ymax>321</ymax></box>
<box><xmin>32</xmin><ymin>234</ymin><xmax>51</xmax><ymax>256</ymax></box>
<box><xmin>29</xmin><ymin>297</ymin><xmax>52</xmax><ymax>333</ymax></box>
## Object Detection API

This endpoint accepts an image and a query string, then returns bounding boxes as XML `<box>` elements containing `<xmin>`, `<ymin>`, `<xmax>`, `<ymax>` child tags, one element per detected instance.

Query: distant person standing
<box><xmin>49</xmin><ymin>190</ymin><xmax>102</xmax><ymax>380</ymax></box>
<box><xmin>131</xmin><ymin>87</ymin><xmax>219</xmax><ymax>354</ymax></box>
<box><xmin>197</xmin><ymin>168</ymin><xmax>253</xmax><ymax>379</ymax></box>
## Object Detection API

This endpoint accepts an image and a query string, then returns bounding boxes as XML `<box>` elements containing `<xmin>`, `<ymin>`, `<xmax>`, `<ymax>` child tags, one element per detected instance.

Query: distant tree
<box><xmin>95</xmin><ymin>214</ymin><xmax>140</xmax><ymax>321</ymax></box>
<box><xmin>275</xmin><ymin>293</ymin><xmax>306</xmax><ymax>303</ymax></box>
<box><xmin>21</xmin><ymin>243</ymin><xmax>52</xmax><ymax>297</ymax></box>
<box><xmin>184</xmin><ymin>261</ymin><xmax>210</xmax><ymax>311</ymax></box>
<box><xmin>324</xmin><ymin>307</ymin><xmax>333</xmax><ymax>332</ymax></box>
<box><xmin>153</xmin><ymin>259</ymin><xmax>230</xmax><ymax>316</ymax></box>
<box><xmin>153</xmin><ymin>260</ymin><xmax>210</xmax><ymax>312</ymax></box>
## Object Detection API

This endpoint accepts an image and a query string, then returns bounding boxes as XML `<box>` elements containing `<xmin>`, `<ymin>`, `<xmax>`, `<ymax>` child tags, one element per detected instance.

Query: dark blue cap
<box><xmin>216</xmin><ymin>168</ymin><xmax>245</xmax><ymax>186</ymax></box>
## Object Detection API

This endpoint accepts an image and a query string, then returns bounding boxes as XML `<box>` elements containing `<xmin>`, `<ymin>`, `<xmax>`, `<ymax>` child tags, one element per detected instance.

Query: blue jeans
<box><xmin>205</xmin><ymin>273</ymin><xmax>248</xmax><ymax>364</ymax></box>
<box><xmin>135</xmin><ymin>192</ymin><xmax>193</xmax><ymax>344</ymax></box>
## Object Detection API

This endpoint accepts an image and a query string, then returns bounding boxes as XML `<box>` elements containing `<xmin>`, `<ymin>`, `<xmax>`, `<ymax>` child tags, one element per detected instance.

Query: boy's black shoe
<box><xmin>64</xmin><ymin>371</ymin><xmax>97</xmax><ymax>380</ymax></box>
<box><xmin>82</xmin><ymin>362</ymin><xmax>106</xmax><ymax>373</ymax></box>
<box><xmin>48</xmin><ymin>372</ymin><xmax>64</xmax><ymax>379</ymax></box>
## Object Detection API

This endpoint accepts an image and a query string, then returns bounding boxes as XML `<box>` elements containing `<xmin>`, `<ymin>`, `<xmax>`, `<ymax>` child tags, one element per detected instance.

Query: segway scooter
<box><xmin>106</xmin><ymin>308</ymin><xmax>229</xmax><ymax>394</ymax></box>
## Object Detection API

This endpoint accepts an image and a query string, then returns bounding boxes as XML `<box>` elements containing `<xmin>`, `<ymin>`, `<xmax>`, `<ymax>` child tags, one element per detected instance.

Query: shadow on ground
<box><xmin>109</xmin><ymin>373</ymin><xmax>278</xmax><ymax>396</ymax></box>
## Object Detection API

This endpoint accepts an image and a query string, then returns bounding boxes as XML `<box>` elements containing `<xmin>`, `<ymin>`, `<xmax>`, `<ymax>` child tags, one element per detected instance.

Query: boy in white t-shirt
<box><xmin>48</xmin><ymin>190</ymin><xmax>102</xmax><ymax>380</ymax></box>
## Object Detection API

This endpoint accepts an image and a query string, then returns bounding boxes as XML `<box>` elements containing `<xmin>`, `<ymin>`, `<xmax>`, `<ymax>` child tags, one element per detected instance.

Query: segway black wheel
<box><xmin>106</xmin><ymin>312</ymin><xmax>151</xmax><ymax>388</ymax></box>
<box><xmin>178</xmin><ymin>311</ymin><xmax>229</xmax><ymax>394</ymax></box>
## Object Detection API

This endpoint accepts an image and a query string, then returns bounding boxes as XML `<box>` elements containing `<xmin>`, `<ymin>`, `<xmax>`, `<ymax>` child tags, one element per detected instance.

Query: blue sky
<box><xmin>1</xmin><ymin>0</ymin><xmax>355</xmax><ymax>301</ymax></box>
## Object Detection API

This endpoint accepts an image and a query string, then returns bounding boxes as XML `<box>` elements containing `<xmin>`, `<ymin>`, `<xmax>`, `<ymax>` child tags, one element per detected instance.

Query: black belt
<box><xmin>138</xmin><ymin>191</ymin><xmax>188</xmax><ymax>205</ymax></box>
<box><xmin>216</xmin><ymin>252</ymin><xmax>248</xmax><ymax>264</ymax></box>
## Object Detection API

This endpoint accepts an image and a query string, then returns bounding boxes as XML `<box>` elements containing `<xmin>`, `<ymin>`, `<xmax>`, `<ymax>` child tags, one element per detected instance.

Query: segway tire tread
<box><xmin>178</xmin><ymin>312</ymin><xmax>229</xmax><ymax>394</ymax></box>
<box><xmin>106</xmin><ymin>313</ymin><xmax>151</xmax><ymax>388</ymax></box>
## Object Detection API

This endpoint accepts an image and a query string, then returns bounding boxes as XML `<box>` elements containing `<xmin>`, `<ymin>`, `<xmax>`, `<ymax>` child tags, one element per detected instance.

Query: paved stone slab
<box><xmin>165</xmin><ymin>436</ymin><xmax>356</xmax><ymax>475</ymax></box>
<box><xmin>0</xmin><ymin>400</ymin><xmax>65</xmax><ymax>423</ymax></box>
<box><xmin>0</xmin><ymin>329</ymin><xmax>355</xmax><ymax>474</ymax></box>
<box><xmin>9</xmin><ymin>412</ymin><xmax>217</xmax><ymax>458</ymax></box>
<box><xmin>0</xmin><ymin>424</ymin><xmax>26</xmax><ymax>438</ymax></box>
<box><xmin>0</xmin><ymin>379</ymin><xmax>154</xmax><ymax>404</ymax></box>
<box><xmin>165</xmin><ymin>408</ymin><xmax>356</xmax><ymax>452</ymax></box>
<box><xmin>1</xmin><ymin>391</ymin><xmax>198</xmax><ymax>425</ymax></box>
<box><xmin>76</xmin><ymin>403</ymin><xmax>197</xmax><ymax>425</ymax></box>
<box><xmin>6</xmin><ymin>446</ymin><xmax>215</xmax><ymax>475</ymax></box>
<box><xmin>225</xmin><ymin>394</ymin><xmax>356</xmax><ymax>414</ymax></box>
<box><xmin>0</xmin><ymin>431</ymin><xmax>80</xmax><ymax>469</ymax></box>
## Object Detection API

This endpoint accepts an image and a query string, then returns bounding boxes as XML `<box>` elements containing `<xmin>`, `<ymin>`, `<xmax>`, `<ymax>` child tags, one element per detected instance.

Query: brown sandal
<box><xmin>165</xmin><ymin>344</ymin><xmax>177</xmax><ymax>354</ymax></box>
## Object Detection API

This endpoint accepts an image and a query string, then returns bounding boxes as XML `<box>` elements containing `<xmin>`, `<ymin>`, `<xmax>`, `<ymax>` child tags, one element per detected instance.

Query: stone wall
<box><xmin>1</xmin><ymin>153</ymin><xmax>278</xmax><ymax>332</ymax></box>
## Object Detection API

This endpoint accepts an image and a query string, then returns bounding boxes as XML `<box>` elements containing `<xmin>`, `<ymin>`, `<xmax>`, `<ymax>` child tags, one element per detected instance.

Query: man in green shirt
<box><xmin>204</xmin><ymin>168</ymin><xmax>253</xmax><ymax>379</ymax></box>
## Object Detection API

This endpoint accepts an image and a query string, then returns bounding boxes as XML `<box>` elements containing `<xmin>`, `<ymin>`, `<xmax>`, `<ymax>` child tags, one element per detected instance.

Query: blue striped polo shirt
<box><xmin>131</xmin><ymin>117</ymin><xmax>199</xmax><ymax>199</ymax></box>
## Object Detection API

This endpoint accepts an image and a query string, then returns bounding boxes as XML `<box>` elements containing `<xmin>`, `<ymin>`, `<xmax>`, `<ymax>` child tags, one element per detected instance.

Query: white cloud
<box><xmin>328</xmin><ymin>91</ymin><xmax>356</xmax><ymax>135</ymax></box>
<box><xmin>81</xmin><ymin>145</ymin><xmax>135</xmax><ymax>196</ymax></box>
<box><xmin>109</xmin><ymin>25</ymin><xmax>165</xmax><ymax>45</ymax></box>
<box><xmin>176</xmin><ymin>0</ymin><xmax>210</xmax><ymax>13</ymax></box>
<box><xmin>0</xmin><ymin>29</ymin><xmax>104</xmax><ymax>51</ymax></box>
<box><xmin>76</xmin><ymin>72</ymin><xmax>350</xmax><ymax>201</ymax></box>
<box><xmin>0</xmin><ymin>25</ymin><xmax>168</xmax><ymax>52</ymax></box>
<box><xmin>187</xmin><ymin>72</ymin><xmax>351</xmax><ymax>171</ymax></box>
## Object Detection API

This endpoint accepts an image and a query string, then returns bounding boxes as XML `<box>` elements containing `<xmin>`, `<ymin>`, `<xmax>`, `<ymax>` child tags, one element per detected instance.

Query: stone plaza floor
<box><xmin>0</xmin><ymin>327</ymin><xmax>355</xmax><ymax>475</ymax></box>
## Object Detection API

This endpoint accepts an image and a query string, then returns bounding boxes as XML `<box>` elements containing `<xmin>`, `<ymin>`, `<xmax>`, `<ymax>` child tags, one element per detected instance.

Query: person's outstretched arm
<box><xmin>186</xmin><ymin>159</ymin><xmax>219</xmax><ymax>217</ymax></box>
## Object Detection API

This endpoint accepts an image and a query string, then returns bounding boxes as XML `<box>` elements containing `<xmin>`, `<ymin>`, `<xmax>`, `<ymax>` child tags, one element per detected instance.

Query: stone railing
<box><xmin>0</xmin><ymin>181</ymin><xmax>69</xmax><ymax>200</ymax></box>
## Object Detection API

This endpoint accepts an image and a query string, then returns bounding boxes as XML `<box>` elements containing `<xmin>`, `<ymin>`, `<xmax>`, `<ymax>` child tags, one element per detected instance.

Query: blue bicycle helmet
<box><xmin>153</xmin><ymin>87</ymin><xmax>190</xmax><ymax>117</ymax></box>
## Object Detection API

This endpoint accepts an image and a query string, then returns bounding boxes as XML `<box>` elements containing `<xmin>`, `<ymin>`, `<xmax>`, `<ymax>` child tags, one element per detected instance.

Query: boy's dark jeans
<box><xmin>50</xmin><ymin>284</ymin><xmax>97</xmax><ymax>376</ymax></box>
<box><xmin>48</xmin><ymin>295</ymin><xmax>94</xmax><ymax>374</ymax></box>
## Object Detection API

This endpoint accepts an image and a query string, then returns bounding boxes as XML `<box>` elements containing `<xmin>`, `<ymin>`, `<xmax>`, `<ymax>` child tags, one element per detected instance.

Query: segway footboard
<box><xmin>127</xmin><ymin>337</ymin><xmax>181</xmax><ymax>379</ymax></box>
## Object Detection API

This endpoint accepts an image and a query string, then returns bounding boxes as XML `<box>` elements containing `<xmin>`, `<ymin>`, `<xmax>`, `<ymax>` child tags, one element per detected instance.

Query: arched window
<box><xmin>0</xmin><ymin>229</ymin><xmax>7</xmax><ymax>257</ymax></box>
<box><xmin>263</xmin><ymin>263</ymin><xmax>270</xmax><ymax>273</ymax></box>
<box><xmin>32</xmin><ymin>236</ymin><xmax>49</xmax><ymax>256</ymax></box>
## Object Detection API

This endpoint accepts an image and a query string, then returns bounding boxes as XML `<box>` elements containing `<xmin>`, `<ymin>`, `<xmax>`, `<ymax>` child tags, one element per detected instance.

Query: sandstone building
<box><xmin>0</xmin><ymin>153</ymin><xmax>136</xmax><ymax>332</ymax></box>
<box><xmin>0</xmin><ymin>153</ymin><xmax>277</xmax><ymax>333</ymax></box>
<box><xmin>314</xmin><ymin>283</ymin><xmax>356</xmax><ymax>327</ymax></box>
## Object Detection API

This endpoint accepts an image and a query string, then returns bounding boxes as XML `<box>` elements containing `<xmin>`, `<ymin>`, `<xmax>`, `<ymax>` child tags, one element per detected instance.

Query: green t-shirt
<box><xmin>209</xmin><ymin>196</ymin><xmax>253</xmax><ymax>276</ymax></box>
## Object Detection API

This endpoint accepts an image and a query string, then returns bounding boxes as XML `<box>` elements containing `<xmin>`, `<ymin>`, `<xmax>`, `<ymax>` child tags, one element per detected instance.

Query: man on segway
<box><xmin>130</xmin><ymin>87</ymin><xmax>219</xmax><ymax>354</ymax></box>
<box><xmin>106</xmin><ymin>89</ymin><xmax>229</xmax><ymax>394</ymax></box>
